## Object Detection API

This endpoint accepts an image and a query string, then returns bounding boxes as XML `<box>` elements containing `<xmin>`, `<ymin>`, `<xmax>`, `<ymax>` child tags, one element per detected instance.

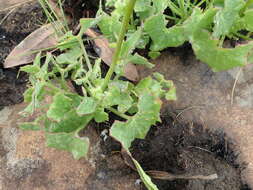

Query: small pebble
<box><xmin>135</xmin><ymin>179</ymin><xmax>142</xmax><ymax>186</ymax></box>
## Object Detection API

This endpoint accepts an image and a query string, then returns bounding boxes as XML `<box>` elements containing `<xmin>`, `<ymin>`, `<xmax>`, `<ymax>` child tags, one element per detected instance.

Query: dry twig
<box><xmin>147</xmin><ymin>170</ymin><xmax>218</xmax><ymax>181</ymax></box>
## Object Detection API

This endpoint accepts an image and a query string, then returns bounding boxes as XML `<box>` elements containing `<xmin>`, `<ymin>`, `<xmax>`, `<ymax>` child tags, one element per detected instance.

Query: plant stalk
<box><xmin>101</xmin><ymin>0</ymin><xmax>137</xmax><ymax>91</ymax></box>
<box><xmin>78</xmin><ymin>37</ymin><xmax>92</xmax><ymax>71</ymax></box>
<box><xmin>107</xmin><ymin>107</ymin><xmax>130</xmax><ymax>120</ymax></box>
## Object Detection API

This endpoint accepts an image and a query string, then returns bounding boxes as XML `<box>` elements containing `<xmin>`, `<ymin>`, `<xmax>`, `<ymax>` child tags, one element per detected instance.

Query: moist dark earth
<box><xmin>0</xmin><ymin>2</ymin><xmax>45</xmax><ymax>108</ymax></box>
<box><xmin>100</xmin><ymin>115</ymin><xmax>251</xmax><ymax>190</ymax></box>
<box><xmin>131</xmin><ymin>117</ymin><xmax>251</xmax><ymax>190</ymax></box>
<box><xmin>0</xmin><ymin>1</ymin><xmax>252</xmax><ymax>190</ymax></box>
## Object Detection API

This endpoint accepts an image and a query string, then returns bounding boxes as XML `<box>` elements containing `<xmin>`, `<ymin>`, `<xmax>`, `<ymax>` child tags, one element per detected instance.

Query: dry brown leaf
<box><xmin>4</xmin><ymin>23</ymin><xmax>58</xmax><ymax>68</ymax></box>
<box><xmin>4</xmin><ymin>16</ymin><xmax>139</xmax><ymax>81</ymax></box>
<box><xmin>85</xmin><ymin>29</ymin><xmax>139</xmax><ymax>81</ymax></box>
<box><xmin>0</xmin><ymin>0</ymin><xmax>35</xmax><ymax>12</ymax></box>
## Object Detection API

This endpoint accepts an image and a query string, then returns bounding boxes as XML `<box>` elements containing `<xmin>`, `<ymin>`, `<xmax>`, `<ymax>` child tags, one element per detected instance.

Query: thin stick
<box><xmin>0</xmin><ymin>8</ymin><xmax>16</xmax><ymax>26</ymax></box>
<box><xmin>231</xmin><ymin>68</ymin><xmax>242</xmax><ymax>105</ymax></box>
<box><xmin>188</xmin><ymin>146</ymin><xmax>212</xmax><ymax>154</ymax></box>
<box><xmin>147</xmin><ymin>170</ymin><xmax>218</xmax><ymax>181</ymax></box>
<box><xmin>176</xmin><ymin>106</ymin><xmax>204</xmax><ymax>119</ymax></box>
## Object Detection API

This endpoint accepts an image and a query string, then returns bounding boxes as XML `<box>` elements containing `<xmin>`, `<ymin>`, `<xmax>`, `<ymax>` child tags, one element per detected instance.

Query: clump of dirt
<box><xmin>0</xmin><ymin>3</ymin><xmax>45</xmax><ymax>107</ymax></box>
<box><xmin>130</xmin><ymin>117</ymin><xmax>250</xmax><ymax>190</ymax></box>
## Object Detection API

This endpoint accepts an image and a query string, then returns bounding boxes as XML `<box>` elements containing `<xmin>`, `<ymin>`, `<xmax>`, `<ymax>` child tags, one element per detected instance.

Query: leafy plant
<box><xmin>20</xmin><ymin>0</ymin><xmax>175</xmax><ymax>189</ymax></box>
<box><xmin>20</xmin><ymin>0</ymin><xmax>253</xmax><ymax>189</ymax></box>
<box><xmin>100</xmin><ymin>0</ymin><xmax>253</xmax><ymax>71</ymax></box>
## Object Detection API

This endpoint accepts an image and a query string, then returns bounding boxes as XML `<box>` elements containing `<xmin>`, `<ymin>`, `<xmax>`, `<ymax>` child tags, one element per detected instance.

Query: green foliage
<box><xmin>144</xmin><ymin>14</ymin><xmax>186</xmax><ymax>51</ymax></box>
<box><xmin>77</xmin><ymin>97</ymin><xmax>97</xmax><ymax>115</ymax></box>
<box><xmin>20</xmin><ymin>1</ymin><xmax>176</xmax><ymax>188</ymax></box>
<box><xmin>103</xmin><ymin>0</ymin><xmax>253</xmax><ymax>71</ymax></box>
<box><xmin>213</xmin><ymin>0</ymin><xmax>245</xmax><ymax>38</ymax></box>
<box><xmin>111</xmin><ymin>93</ymin><xmax>161</xmax><ymax>149</ymax></box>
<box><xmin>46</xmin><ymin>133</ymin><xmax>90</xmax><ymax>159</ymax></box>
<box><xmin>243</xmin><ymin>9</ymin><xmax>253</xmax><ymax>31</ymax></box>
<box><xmin>21</xmin><ymin>0</ymin><xmax>253</xmax><ymax>189</ymax></box>
<box><xmin>133</xmin><ymin>158</ymin><xmax>159</xmax><ymax>190</ymax></box>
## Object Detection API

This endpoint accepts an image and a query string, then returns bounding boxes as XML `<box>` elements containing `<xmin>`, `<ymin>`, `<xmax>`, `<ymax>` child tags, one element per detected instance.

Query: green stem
<box><xmin>168</xmin><ymin>1</ymin><xmax>183</xmax><ymax>18</ymax></box>
<box><xmin>165</xmin><ymin>15</ymin><xmax>180</xmax><ymax>21</ymax></box>
<box><xmin>241</xmin><ymin>0</ymin><xmax>253</xmax><ymax>15</ymax></box>
<box><xmin>107</xmin><ymin>107</ymin><xmax>130</xmax><ymax>120</ymax></box>
<box><xmin>218</xmin><ymin>35</ymin><xmax>225</xmax><ymax>47</ymax></box>
<box><xmin>58</xmin><ymin>0</ymin><xmax>69</xmax><ymax>31</ymax></box>
<box><xmin>196</xmin><ymin>0</ymin><xmax>208</xmax><ymax>8</ymax></box>
<box><xmin>39</xmin><ymin>0</ymin><xmax>66</xmax><ymax>36</ymax></box>
<box><xmin>78</xmin><ymin>37</ymin><xmax>92</xmax><ymax>71</ymax></box>
<box><xmin>246</xmin><ymin>0</ymin><xmax>253</xmax><ymax>8</ymax></box>
<box><xmin>233</xmin><ymin>32</ymin><xmax>252</xmax><ymax>41</ymax></box>
<box><xmin>101</xmin><ymin>0</ymin><xmax>137</xmax><ymax>91</ymax></box>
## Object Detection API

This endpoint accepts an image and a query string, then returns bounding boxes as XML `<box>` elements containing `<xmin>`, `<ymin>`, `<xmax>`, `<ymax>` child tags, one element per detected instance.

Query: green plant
<box><xmin>99</xmin><ymin>0</ymin><xmax>253</xmax><ymax>71</ymax></box>
<box><xmin>21</xmin><ymin>0</ymin><xmax>253</xmax><ymax>189</ymax></box>
<box><xmin>38</xmin><ymin>0</ymin><xmax>69</xmax><ymax>36</ymax></box>
<box><xmin>20</xmin><ymin>0</ymin><xmax>176</xmax><ymax>189</ymax></box>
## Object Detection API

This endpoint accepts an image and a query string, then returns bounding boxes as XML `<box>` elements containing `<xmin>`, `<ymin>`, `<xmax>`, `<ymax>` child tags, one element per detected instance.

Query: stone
<box><xmin>0</xmin><ymin>104</ymin><xmax>139</xmax><ymax>189</ymax></box>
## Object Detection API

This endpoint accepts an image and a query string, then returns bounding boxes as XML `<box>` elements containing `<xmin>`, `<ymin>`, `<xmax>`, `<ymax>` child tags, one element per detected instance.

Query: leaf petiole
<box><xmin>107</xmin><ymin>107</ymin><xmax>131</xmax><ymax>120</ymax></box>
<box><xmin>78</xmin><ymin>37</ymin><xmax>92</xmax><ymax>71</ymax></box>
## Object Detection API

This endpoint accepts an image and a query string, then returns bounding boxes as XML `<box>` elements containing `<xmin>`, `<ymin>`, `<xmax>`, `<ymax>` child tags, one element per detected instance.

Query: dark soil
<box><xmin>62</xmin><ymin>0</ymin><xmax>99</xmax><ymax>22</ymax></box>
<box><xmin>0</xmin><ymin>2</ymin><xmax>45</xmax><ymax>108</ymax></box>
<box><xmin>129</xmin><ymin>117</ymin><xmax>250</xmax><ymax>190</ymax></box>
<box><xmin>99</xmin><ymin>115</ymin><xmax>251</xmax><ymax>190</ymax></box>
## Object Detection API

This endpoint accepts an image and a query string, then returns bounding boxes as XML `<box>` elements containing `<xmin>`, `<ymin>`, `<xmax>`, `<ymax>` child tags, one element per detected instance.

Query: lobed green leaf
<box><xmin>46</xmin><ymin>133</ymin><xmax>89</xmax><ymax>160</ymax></box>
<box><xmin>110</xmin><ymin>93</ymin><xmax>161</xmax><ymax>149</ymax></box>
<box><xmin>192</xmin><ymin>30</ymin><xmax>253</xmax><ymax>71</ymax></box>
<box><xmin>45</xmin><ymin>110</ymin><xmax>93</xmax><ymax>133</ymax></box>
<box><xmin>213</xmin><ymin>0</ymin><xmax>245</xmax><ymax>38</ymax></box>
<box><xmin>77</xmin><ymin>97</ymin><xmax>97</xmax><ymax>115</ymax></box>
<box><xmin>94</xmin><ymin>108</ymin><xmax>109</xmax><ymax>123</ymax></box>
<box><xmin>144</xmin><ymin>14</ymin><xmax>186</xmax><ymax>51</ymax></box>
<box><xmin>243</xmin><ymin>9</ymin><xmax>253</xmax><ymax>31</ymax></box>
<box><xmin>121</xmin><ymin>29</ymin><xmax>142</xmax><ymax>58</ymax></box>
<box><xmin>47</xmin><ymin>93</ymin><xmax>73</xmax><ymax>122</ymax></box>
<box><xmin>102</xmin><ymin>81</ymin><xmax>134</xmax><ymax>112</ymax></box>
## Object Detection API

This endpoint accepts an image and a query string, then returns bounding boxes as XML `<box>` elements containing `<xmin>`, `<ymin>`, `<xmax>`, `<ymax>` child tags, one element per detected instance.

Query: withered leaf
<box><xmin>4</xmin><ymin>23</ymin><xmax>58</xmax><ymax>68</ymax></box>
